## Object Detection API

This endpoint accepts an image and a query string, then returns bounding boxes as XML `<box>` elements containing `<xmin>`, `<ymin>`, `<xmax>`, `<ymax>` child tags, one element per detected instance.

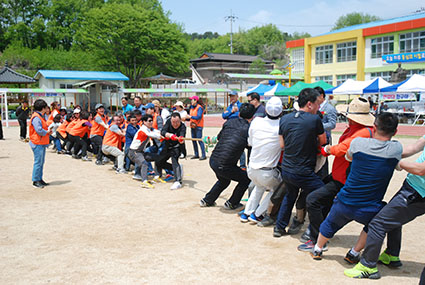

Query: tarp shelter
<box><xmin>380</xmin><ymin>74</ymin><xmax>425</xmax><ymax>93</ymax></box>
<box><xmin>363</xmin><ymin>78</ymin><xmax>392</xmax><ymax>94</ymax></box>
<box><xmin>239</xmin><ymin>84</ymin><xmax>274</xmax><ymax>96</ymax></box>
<box><xmin>264</xmin><ymin>83</ymin><xmax>287</xmax><ymax>96</ymax></box>
<box><xmin>327</xmin><ymin>79</ymin><xmax>374</xmax><ymax>95</ymax></box>
<box><xmin>276</xmin><ymin>81</ymin><xmax>333</xmax><ymax>96</ymax></box>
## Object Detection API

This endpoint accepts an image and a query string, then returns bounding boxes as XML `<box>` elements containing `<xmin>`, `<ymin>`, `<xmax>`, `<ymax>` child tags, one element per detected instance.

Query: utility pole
<box><xmin>225</xmin><ymin>10</ymin><xmax>237</xmax><ymax>54</ymax></box>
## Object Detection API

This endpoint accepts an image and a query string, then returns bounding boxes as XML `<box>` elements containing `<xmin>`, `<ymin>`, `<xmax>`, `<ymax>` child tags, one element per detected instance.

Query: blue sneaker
<box><xmin>298</xmin><ymin>240</ymin><xmax>315</xmax><ymax>252</ymax></box>
<box><xmin>248</xmin><ymin>213</ymin><xmax>263</xmax><ymax>223</ymax></box>
<box><xmin>240</xmin><ymin>213</ymin><xmax>249</xmax><ymax>223</ymax></box>
<box><xmin>237</xmin><ymin>210</ymin><xmax>244</xmax><ymax>216</ymax></box>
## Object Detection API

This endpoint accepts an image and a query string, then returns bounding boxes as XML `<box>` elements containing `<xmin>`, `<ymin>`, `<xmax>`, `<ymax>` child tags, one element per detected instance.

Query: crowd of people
<box><xmin>18</xmin><ymin>87</ymin><xmax>425</xmax><ymax>281</ymax></box>
<box><xmin>25</xmin><ymin>95</ymin><xmax>208</xmax><ymax>190</ymax></box>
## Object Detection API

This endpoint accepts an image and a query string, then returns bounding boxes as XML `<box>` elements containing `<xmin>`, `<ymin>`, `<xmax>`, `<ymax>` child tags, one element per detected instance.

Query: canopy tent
<box><xmin>276</xmin><ymin>81</ymin><xmax>333</xmax><ymax>96</ymax></box>
<box><xmin>326</xmin><ymin>78</ymin><xmax>392</xmax><ymax>95</ymax></box>
<box><xmin>239</xmin><ymin>84</ymin><xmax>274</xmax><ymax>96</ymax></box>
<box><xmin>264</xmin><ymin>83</ymin><xmax>287</xmax><ymax>96</ymax></box>
<box><xmin>380</xmin><ymin>74</ymin><xmax>425</xmax><ymax>93</ymax></box>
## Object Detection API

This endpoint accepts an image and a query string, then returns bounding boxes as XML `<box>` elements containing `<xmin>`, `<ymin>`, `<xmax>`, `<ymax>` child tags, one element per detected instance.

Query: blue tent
<box><xmin>363</xmin><ymin>78</ymin><xmax>392</xmax><ymax>94</ymax></box>
<box><xmin>242</xmin><ymin>84</ymin><xmax>274</xmax><ymax>96</ymax></box>
<box><xmin>264</xmin><ymin>83</ymin><xmax>287</xmax><ymax>95</ymax></box>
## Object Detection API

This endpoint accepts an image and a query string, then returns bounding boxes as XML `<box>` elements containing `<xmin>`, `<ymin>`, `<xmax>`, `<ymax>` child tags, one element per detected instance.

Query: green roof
<box><xmin>275</xmin><ymin>81</ymin><xmax>334</xmax><ymax>96</ymax></box>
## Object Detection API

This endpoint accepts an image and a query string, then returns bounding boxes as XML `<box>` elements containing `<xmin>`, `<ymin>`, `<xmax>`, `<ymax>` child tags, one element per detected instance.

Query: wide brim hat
<box><xmin>174</xmin><ymin>101</ymin><xmax>184</xmax><ymax>107</ymax></box>
<box><xmin>336</xmin><ymin>97</ymin><xmax>375</xmax><ymax>127</ymax></box>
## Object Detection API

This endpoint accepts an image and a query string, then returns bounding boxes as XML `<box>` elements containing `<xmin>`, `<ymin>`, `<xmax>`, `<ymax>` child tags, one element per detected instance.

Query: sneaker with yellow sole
<box><xmin>344</xmin><ymin>263</ymin><xmax>380</xmax><ymax>279</ymax></box>
<box><xmin>153</xmin><ymin>176</ymin><xmax>166</xmax><ymax>183</ymax></box>
<box><xmin>141</xmin><ymin>180</ymin><xmax>154</xmax><ymax>189</ymax></box>
<box><xmin>378</xmin><ymin>251</ymin><xmax>402</xmax><ymax>268</ymax></box>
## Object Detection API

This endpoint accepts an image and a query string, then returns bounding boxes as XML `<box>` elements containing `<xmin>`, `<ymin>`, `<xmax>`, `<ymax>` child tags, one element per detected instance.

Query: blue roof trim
<box><xmin>35</xmin><ymin>70</ymin><xmax>129</xmax><ymax>81</ymax></box>
<box><xmin>318</xmin><ymin>12</ymin><xmax>425</xmax><ymax>37</ymax></box>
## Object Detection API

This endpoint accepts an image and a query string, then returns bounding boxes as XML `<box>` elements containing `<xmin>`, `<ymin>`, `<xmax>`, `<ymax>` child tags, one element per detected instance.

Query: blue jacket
<box><xmin>125</xmin><ymin>124</ymin><xmax>140</xmax><ymax>148</ymax></box>
<box><xmin>222</xmin><ymin>101</ymin><xmax>242</xmax><ymax>120</ymax></box>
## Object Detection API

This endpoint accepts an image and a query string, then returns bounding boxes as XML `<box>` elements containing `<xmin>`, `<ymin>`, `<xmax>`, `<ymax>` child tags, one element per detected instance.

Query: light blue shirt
<box><xmin>122</xmin><ymin>104</ymin><xmax>134</xmax><ymax>114</ymax></box>
<box><xmin>406</xmin><ymin>135</ymin><xmax>425</xmax><ymax>197</ymax></box>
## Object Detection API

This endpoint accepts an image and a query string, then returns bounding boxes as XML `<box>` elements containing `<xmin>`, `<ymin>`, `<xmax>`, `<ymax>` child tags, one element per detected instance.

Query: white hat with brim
<box><xmin>336</xmin><ymin>97</ymin><xmax>375</xmax><ymax>127</ymax></box>
<box><xmin>174</xmin><ymin>101</ymin><xmax>184</xmax><ymax>107</ymax></box>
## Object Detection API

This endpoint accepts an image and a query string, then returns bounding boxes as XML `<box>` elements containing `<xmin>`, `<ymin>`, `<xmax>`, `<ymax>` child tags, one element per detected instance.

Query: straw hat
<box><xmin>152</xmin><ymin>99</ymin><xmax>161</xmax><ymax>107</ymax></box>
<box><xmin>336</xmin><ymin>97</ymin><xmax>375</xmax><ymax>126</ymax></box>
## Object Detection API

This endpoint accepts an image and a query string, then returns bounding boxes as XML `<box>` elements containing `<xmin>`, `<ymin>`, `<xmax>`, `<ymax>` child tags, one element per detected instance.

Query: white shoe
<box><xmin>133</xmin><ymin>174</ymin><xmax>142</xmax><ymax>181</ymax></box>
<box><xmin>170</xmin><ymin>181</ymin><xmax>182</xmax><ymax>190</ymax></box>
<box><xmin>116</xmin><ymin>168</ymin><xmax>127</xmax><ymax>174</ymax></box>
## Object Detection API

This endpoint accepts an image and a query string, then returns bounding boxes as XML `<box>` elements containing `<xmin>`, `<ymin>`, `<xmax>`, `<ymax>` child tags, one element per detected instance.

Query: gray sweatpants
<box><xmin>102</xmin><ymin>145</ymin><xmax>124</xmax><ymax>170</ymax></box>
<box><xmin>128</xmin><ymin>149</ymin><xmax>149</xmax><ymax>181</ymax></box>
<box><xmin>361</xmin><ymin>179</ymin><xmax>425</xmax><ymax>268</ymax></box>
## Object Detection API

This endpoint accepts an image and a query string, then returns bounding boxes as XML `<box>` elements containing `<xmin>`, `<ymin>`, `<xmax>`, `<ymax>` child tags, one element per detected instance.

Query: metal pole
<box><xmin>4</xmin><ymin>92</ymin><xmax>9</xmax><ymax>127</ymax></box>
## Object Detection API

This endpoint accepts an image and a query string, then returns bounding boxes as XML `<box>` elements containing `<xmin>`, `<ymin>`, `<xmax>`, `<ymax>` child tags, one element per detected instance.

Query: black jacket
<box><xmin>161</xmin><ymin>118</ymin><xmax>186</xmax><ymax>149</ymax></box>
<box><xmin>210</xmin><ymin>117</ymin><xmax>250</xmax><ymax>168</ymax></box>
<box><xmin>16</xmin><ymin>105</ymin><xmax>30</xmax><ymax>121</ymax></box>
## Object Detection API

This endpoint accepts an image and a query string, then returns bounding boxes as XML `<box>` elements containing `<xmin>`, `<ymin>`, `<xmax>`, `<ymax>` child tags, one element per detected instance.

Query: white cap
<box><xmin>174</xmin><ymin>101</ymin><xmax>184</xmax><ymax>107</ymax></box>
<box><xmin>265</xmin><ymin>97</ymin><xmax>283</xmax><ymax>117</ymax></box>
<box><xmin>73</xmin><ymin>108</ymin><xmax>81</xmax><ymax>114</ymax></box>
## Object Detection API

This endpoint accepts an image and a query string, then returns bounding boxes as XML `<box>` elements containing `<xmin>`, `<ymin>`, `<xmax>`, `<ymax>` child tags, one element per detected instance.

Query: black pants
<box><xmin>361</xmin><ymin>180</ymin><xmax>425</xmax><ymax>268</ymax></box>
<box><xmin>18</xmin><ymin>119</ymin><xmax>27</xmax><ymax>139</ymax></box>
<box><xmin>306</xmin><ymin>177</ymin><xmax>344</xmax><ymax>243</ymax></box>
<box><xmin>0</xmin><ymin>120</ymin><xmax>3</xmax><ymax>139</ymax></box>
<box><xmin>91</xmin><ymin>135</ymin><xmax>104</xmax><ymax>162</ymax></box>
<box><xmin>155</xmin><ymin>147</ymin><xmax>182</xmax><ymax>182</ymax></box>
<box><xmin>270</xmin><ymin>181</ymin><xmax>288</xmax><ymax>218</ymax></box>
<box><xmin>68</xmin><ymin>134</ymin><xmax>84</xmax><ymax>155</ymax></box>
<box><xmin>203</xmin><ymin>158</ymin><xmax>251</xmax><ymax>206</ymax></box>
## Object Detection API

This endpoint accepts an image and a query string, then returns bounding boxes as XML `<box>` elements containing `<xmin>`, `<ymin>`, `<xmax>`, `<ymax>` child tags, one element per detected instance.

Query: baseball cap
<box><xmin>73</xmin><ymin>108</ymin><xmax>81</xmax><ymax>114</ymax></box>
<box><xmin>189</xmin><ymin>95</ymin><xmax>199</xmax><ymax>101</ymax></box>
<box><xmin>265</xmin><ymin>97</ymin><xmax>283</xmax><ymax>117</ymax></box>
<box><xmin>174</xmin><ymin>101</ymin><xmax>184</xmax><ymax>107</ymax></box>
<box><xmin>229</xmin><ymin>90</ymin><xmax>238</xmax><ymax>96</ymax></box>
<box><xmin>95</xmin><ymin>103</ymin><xmax>104</xmax><ymax>110</ymax></box>
<box><xmin>145</xmin><ymin>103</ymin><xmax>155</xmax><ymax>109</ymax></box>
<box><xmin>60</xmin><ymin>106</ymin><xmax>67</xmax><ymax>111</ymax></box>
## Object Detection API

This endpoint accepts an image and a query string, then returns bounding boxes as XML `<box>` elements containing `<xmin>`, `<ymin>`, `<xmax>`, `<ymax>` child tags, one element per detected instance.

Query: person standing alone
<box><xmin>16</xmin><ymin>100</ymin><xmax>30</xmax><ymax>141</ymax></box>
<box><xmin>29</xmin><ymin>99</ymin><xmax>52</xmax><ymax>188</ymax></box>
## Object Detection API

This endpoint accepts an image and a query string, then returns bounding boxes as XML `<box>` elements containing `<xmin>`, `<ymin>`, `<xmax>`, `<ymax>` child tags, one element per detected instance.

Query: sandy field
<box><xmin>0</xmin><ymin>125</ymin><xmax>424</xmax><ymax>284</ymax></box>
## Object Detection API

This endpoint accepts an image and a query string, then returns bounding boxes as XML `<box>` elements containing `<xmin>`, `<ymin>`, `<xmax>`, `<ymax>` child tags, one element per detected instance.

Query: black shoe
<box><xmin>95</xmin><ymin>160</ymin><xmax>104</xmax><ymax>165</ymax></box>
<box><xmin>288</xmin><ymin>216</ymin><xmax>304</xmax><ymax>234</ymax></box>
<box><xmin>191</xmin><ymin>156</ymin><xmax>200</xmax><ymax>159</ymax></box>
<box><xmin>32</xmin><ymin>181</ymin><xmax>44</xmax><ymax>189</ymax></box>
<box><xmin>40</xmin><ymin>180</ymin><xmax>49</xmax><ymax>186</ymax></box>
<box><xmin>257</xmin><ymin>214</ymin><xmax>275</xmax><ymax>227</ymax></box>
<box><xmin>199</xmin><ymin>156</ymin><xmax>207</xmax><ymax>161</ymax></box>
<box><xmin>199</xmin><ymin>198</ymin><xmax>217</xmax><ymax>207</ymax></box>
<box><xmin>273</xmin><ymin>226</ymin><xmax>287</xmax><ymax>238</ymax></box>
<box><xmin>223</xmin><ymin>200</ymin><xmax>244</xmax><ymax>210</ymax></box>
<box><xmin>344</xmin><ymin>250</ymin><xmax>361</xmax><ymax>264</ymax></box>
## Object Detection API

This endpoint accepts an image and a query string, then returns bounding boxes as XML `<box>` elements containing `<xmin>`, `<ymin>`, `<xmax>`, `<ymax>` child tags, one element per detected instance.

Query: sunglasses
<box><xmin>146</xmin><ymin>120</ymin><xmax>153</xmax><ymax>122</ymax></box>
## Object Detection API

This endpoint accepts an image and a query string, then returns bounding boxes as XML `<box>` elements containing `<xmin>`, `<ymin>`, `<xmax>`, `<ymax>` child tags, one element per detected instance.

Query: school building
<box><xmin>286</xmin><ymin>12</ymin><xmax>425</xmax><ymax>86</ymax></box>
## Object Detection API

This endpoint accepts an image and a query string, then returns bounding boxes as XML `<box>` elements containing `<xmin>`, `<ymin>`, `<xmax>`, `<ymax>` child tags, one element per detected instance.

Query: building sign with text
<box><xmin>382</xmin><ymin>51</ymin><xmax>425</xmax><ymax>63</ymax></box>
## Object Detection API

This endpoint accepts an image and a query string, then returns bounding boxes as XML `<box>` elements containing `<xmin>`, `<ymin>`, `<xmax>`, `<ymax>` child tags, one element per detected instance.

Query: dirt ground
<box><xmin>0</xmin><ymin>126</ymin><xmax>424</xmax><ymax>284</ymax></box>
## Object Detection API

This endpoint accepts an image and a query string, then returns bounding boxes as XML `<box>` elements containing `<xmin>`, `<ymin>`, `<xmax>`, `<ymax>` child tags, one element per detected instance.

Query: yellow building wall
<box><xmin>304</xmin><ymin>29</ymin><xmax>365</xmax><ymax>85</ymax></box>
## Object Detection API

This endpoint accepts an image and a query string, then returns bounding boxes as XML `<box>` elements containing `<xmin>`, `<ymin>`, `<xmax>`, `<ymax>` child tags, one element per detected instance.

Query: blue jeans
<box><xmin>31</xmin><ymin>144</ymin><xmax>47</xmax><ymax>182</ymax></box>
<box><xmin>50</xmin><ymin>135</ymin><xmax>62</xmax><ymax>151</ymax></box>
<box><xmin>191</xmin><ymin>127</ymin><xmax>206</xmax><ymax>158</ymax></box>
<box><xmin>276</xmin><ymin>170</ymin><xmax>324</xmax><ymax>230</ymax></box>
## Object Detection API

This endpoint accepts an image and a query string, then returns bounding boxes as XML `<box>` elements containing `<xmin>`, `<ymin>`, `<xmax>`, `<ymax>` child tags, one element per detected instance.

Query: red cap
<box><xmin>189</xmin><ymin>95</ymin><xmax>199</xmax><ymax>101</ymax></box>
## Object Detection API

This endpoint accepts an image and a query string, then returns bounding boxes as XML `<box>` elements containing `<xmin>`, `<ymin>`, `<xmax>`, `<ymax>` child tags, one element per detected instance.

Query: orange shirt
<box><xmin>90</xmin><ymin>114</ymin><xmax>107</xmax><ymax>137</ymax></box>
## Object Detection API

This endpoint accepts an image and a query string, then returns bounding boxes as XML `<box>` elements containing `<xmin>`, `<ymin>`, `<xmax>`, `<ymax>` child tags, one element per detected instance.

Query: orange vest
<box><xmin>190</xmin><ymin>104</ymin><xmax>204</xmax><ymax>128</ymax></box>
<box><xmin>46</xmin><ymin>110</ymin><xmax>59</xmax><ymax>126</ymax></box>
<box><xmin>29</xmin><ymin>112</ymin><xmax>50</xmax><ymax>145</ymax></box>
<box><xmin>57</xmin><ymin>121</ymin><xmax>68</xmax><ymax>138</ymax></box>
<box><xmin>121</xmin><ymin>122</ymin><xmax>128</xmax><ymax>143</ymax></box>
<box><xmin>66</xmin><ymin>119</ymin><xmax>78</xmax><ymax>133</ymax></box>
<box><xmin>103</xmin><ymin>123</ymin><xmax>122</xmax><ymax>150</ymax></box>
<box><xmin>90</xmin><ymin>114</ymin><xmax>107</xmax><ymax>137</ymax></box>
<box><xmin>69</xmin><ymin>119</ymin><xmax>89</xmax><ymax>138</ymax></box>
<box><xmin>153</xmin><ymin>113</ymin><xmax>159</xmax><ymax>130</ymax></box>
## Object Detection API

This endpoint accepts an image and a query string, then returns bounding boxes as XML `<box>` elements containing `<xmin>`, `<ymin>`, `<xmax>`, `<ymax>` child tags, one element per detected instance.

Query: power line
<box><xmin>225</xmin><ymin>10</ymin><xmax>238</xmax><ymax>54</ymax></box>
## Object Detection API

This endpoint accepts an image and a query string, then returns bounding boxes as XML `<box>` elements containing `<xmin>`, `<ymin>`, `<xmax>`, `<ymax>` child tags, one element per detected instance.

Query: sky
<box><xmin>160</xmin><ymin>0</ymin><xmax>424</xmax><ymax>36</ymax></box>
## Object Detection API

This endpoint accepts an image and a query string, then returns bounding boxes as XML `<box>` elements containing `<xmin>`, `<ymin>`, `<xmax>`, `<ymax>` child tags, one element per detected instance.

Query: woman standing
<box><xmin>186</xmin><ymin>96</ymin><xmax>206</xmax><ymax>160</ymax></box>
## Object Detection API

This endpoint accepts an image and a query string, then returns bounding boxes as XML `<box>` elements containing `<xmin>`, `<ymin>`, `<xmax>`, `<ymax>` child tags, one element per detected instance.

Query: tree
<box><xmin>249</xmin><ymin>58</ymin><xmax>266</xmax><ymax>74</ymax></box>
<box><xmin>76</xmin><ymin>2</ymin><xmax>189</xmax><ymax>87</ymax></box>
<box><xmin>332</xmin><ymin>12</ymin><xmax>381</xmax><ymax>31</ymax></box>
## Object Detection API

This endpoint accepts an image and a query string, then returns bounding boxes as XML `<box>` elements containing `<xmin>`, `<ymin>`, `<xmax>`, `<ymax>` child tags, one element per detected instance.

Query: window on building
<box><xmin>59</xmin><ymin>84</ymin><xmax>73</xmax><ymax>89</ymax></box>
<box><xmin>371</xmin><ymin>36</ymin><xmax>394</xmax><ymax>58</ymax></box>
<box><xmin>337</xmin><ymin>41</ymin><xmax>356</xmax><ymax>62</ymax></box>
<box><xmin>336</xmin><ymin>74</ymin><xmax>356</xmax><ymax>85</ymax></box>
<box><xmin>407</xmin><ymin>69</ymin><xmax>425</xmax><ymax>78</ymax></box>
<box><xmin>291</xmin><ymin>48</ymin><xmax>304</xmax><ymax>73</ymax></box>
<box><xmin>370</xmin><ymin>72</ymin><xmax>391</xmax><ymax>81</ymax></box>
<box><xmin>400</xmin><ymin>31</ymin><xmax>425</xmax><ymax>53</ymax></box>
<box><xmin>315</xmin><ymin>45</ymin><xmax>333</xmax><ymax>64</ymax></box>
<box><xmin>315</xmin><ymin>76</ymin><xmax>333</xmax><ymax>85</ymax></box>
